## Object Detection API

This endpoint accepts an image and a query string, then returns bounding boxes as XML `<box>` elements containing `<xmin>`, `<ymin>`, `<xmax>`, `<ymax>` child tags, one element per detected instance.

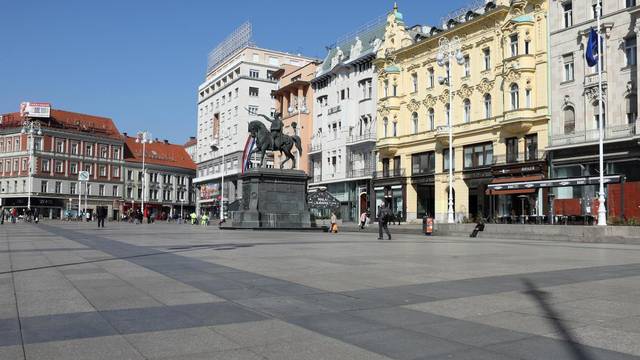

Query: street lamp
<box><xmin>180</xmin><ymin>197</ymin><xmax>185</xmax><ymax>223</ymax></box>
<box><xmin>437</xmin><ymin>36</ymin><xmax>464</xmax><ymax>224</ymax></box>
<box><xmin>135</xmin><ymin>131</ymin><xmax>153</xmax><ymax>220</ymax></box>
<box><xmin>21</xmin><ymin>119</ymin><xmax>42</xmax><ymax>210</ymax></box>
<box><xmin>210</xmin><ymin>141</ymin><xmax>224</xmax><ymax>224</ymax></box>
<box><xmin>595</xmin><ymin>2</ymin><xmax>607</xmax><ymax>226</ymax></box>
<box><xmin>288</xmin><ymin>95</ymin><xmax>307</xmax><ymax>169</ymax></box>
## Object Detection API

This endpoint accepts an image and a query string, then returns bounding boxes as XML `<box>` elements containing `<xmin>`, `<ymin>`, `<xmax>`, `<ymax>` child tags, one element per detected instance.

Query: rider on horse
<box><xmin>256</xmin><ymin>111</ymin><xmax>284</xmax><ymax>150</ymax></box>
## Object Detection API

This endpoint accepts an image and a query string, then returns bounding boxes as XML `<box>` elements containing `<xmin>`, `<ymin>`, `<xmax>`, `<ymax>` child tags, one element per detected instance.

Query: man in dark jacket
<box><xmin>377</xmin><ymin>204</ymin><xmax>392</xmax><ymax>240</ymax></box>
<box><xmin>97</xmin><ymin>206</ymin><xmax>107</xmax><ymax>228</ymax></box>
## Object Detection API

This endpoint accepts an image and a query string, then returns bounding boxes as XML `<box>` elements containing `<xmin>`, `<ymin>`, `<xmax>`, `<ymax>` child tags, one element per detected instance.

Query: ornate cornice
<box><xmin>456</xmin><ymin>84</ymin><xmax>474</xmax><ymax>99</ymax></box>
<box><xmin>476</xmin><ymin>77</ymin><xmax>495</xmax><ymax>94</ymax></box>
<box><xmin>438</xmin><ymin>89</ymin><xmax>450</xmax><ymax>104</ymax></box>
<box><xmin>422</xmin><ymin>95</ymin><xmax>437</xmax><ymax>109</ymax></box>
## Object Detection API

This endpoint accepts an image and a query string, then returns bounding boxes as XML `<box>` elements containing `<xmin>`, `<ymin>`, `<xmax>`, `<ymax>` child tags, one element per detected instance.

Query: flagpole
<box><xmin>596</xmin><ymin>2</ymin><xmax>607</xmax><ymax>226</ymax></box>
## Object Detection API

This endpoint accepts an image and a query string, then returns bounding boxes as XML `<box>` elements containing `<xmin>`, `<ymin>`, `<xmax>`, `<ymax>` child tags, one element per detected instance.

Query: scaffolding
<box><xmin>206</xmin><ymin>22</ymin><xmax>254</xmax><ymax>74</ymax></box>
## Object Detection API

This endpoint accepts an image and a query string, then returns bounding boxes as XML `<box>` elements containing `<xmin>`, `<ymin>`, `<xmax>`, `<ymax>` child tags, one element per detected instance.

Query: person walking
<box><xmin>330</xmin><ymin>211</ymin><xmax>338</xmax><ymax>233</ymax></box>
<box><xmin>96</xmin><ymin>206</ymin><xmax>106</xmax><ymax>228</ymax></box>
<box><xmin>33</xmin><ymin>208</ymin><xmax>40</xmax><ymax>224</ymax></box>
<box><xmin>359</xmin><ymin>211</ymin><xmax>367</xmax><ymax>230</ymax></box>
<box><xmin>377</xmin><ymin>204</ymin><xmax>392</xmax><ymax>240</ymax></box>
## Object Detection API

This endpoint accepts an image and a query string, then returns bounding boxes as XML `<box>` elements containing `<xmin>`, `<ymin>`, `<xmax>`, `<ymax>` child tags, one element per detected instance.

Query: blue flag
<box><xmin>585</xmin><ymin>28</ymin><xmax>600</xmax><ymax>67</ymax></box>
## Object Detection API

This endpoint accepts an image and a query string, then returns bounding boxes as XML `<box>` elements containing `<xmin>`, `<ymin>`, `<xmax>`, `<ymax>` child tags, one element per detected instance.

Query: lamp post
<box><xmin>436</xmin><ymin>35</ymin><xmax>464</xmax><ymax>224</ymax></box>
<box><xmin>595</xmin><ymin>2</ymin><xmax>607</xmax><ymax>226</ymax></box>
<box><xmin>21</xmin><ymin>119</ymin><xmax>42</xmax><ymax>210</ymax></box>
<box><xmin>180</xmin><ymin>198</ymin><xmax>185</xmax><ymax>223</ymax></box>
<box><xmin>210</xmin><ymin>139</ymin><xmax>224</xmax><ymax>223</ymax></box>
<box><xmin>287</xmin><ymin>95</ymin><xmax>307</xmax><ymax>169</ymax></box>
<box><xmin>136</xmin><ymin>131</ymin><xmax>153</xmax><ymax>220</ymax></box>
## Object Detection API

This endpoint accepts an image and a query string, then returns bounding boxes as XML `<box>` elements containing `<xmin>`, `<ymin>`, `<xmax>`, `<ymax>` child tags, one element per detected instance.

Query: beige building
<box><xmin>374</xmin><ymin>1</ymin><xmax>549</xmax><ymax>222</ymax></box>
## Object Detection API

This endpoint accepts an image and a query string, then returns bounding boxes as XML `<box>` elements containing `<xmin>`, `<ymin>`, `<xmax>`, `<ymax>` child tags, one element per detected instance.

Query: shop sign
<box><xmin>307</xmin><ymin>189</ymin><xmax>340</xmax><ymax>210</ymax></box>
<box><xmin>199</xmin><ymin>183</ymin><xmax>220</xmax><ymax>200</ymax></box>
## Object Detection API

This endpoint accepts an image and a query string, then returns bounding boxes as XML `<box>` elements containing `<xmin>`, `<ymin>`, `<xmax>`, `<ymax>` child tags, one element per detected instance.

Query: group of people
<box><xmin>189</xmin><ymin>212</ymin><xmax>211</xmax><ymax>226</ymax></box>
<box><xmin>1</xmin><ymin>207</ymin><xmax>39</xmax><ymax>224</ymax></box>
<box><xmin>327</xmin><ymin>203</ymin><xmax>393</xmax><ymax>240</ymax></box>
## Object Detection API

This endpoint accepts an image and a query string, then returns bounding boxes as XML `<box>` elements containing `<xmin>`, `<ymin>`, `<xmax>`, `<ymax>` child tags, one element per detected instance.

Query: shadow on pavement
<box><xmin>521</xmin><ymin>278</ymin><xmax>594</xmax><ymax>360</ymax></box>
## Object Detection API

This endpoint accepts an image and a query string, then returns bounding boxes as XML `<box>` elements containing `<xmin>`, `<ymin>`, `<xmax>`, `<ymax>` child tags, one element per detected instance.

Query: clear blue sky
<box><xmin>1</xmin><ymin>0</ymin><xmax>468</xmax><ymax>144</ymax></box>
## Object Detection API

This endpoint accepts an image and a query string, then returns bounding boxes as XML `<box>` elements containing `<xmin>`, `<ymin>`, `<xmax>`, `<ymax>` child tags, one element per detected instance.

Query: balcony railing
<box><xmin>309</xmin><ymin>143</ymin><xmax>322</xmax><ymax>153</ymax></box>
<box><xmin>348</xmin><ymin>167</ymin><xmax>375</xmax><ymax>178</ymax></box>
<box><xmin>373</xmin><ymin>168</ymin><xmax>406</xmax><ymax>179</ymax></box>
<box><xmin>584</xmin><ymin>72</ymin><xmax>607</xmax><ymax>87</ymax></box>
<box><xmin>328</xmin><ymin>105</ymin><xmax>341</xmax><ymax>115</ymax></box>
<box><xmin>550</xmin><ymin>123</ymin><xmax>638</xmax><ymax>147</ymax></box>
<box><xmin>493</xmin><ymin>150</ymin><xmax>546</xmax><ymax>165</ymax></box>
<box><xmin>346</xmin><ymin>132</ymin><xmax>376</xmax><ymax>144</ymax></box>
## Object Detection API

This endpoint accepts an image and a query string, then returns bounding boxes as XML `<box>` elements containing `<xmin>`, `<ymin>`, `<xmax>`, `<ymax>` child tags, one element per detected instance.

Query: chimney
<box><xmin>164</xmin><ymin>139</ymin><xmax>169</xmax><ymax>144</ymax></box>
<box><xmin>189</xmin><ymin>136</ymin><xmax>196</xmax><ymax>140</ymax></box>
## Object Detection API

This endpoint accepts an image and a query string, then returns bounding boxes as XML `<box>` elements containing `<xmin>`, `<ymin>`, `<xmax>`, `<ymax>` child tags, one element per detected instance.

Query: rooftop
<box><xmin>123</xmin><ymin>135</ymin><xmax>196</xmax><ymax>171</ymax></box>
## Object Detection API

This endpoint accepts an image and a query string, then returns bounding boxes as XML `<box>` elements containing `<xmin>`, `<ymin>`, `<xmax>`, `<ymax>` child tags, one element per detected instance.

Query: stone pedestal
<box><xmin>230</xmin><ymin>168</ymin><xmax>311</xmax><ymax>229</ymax></box>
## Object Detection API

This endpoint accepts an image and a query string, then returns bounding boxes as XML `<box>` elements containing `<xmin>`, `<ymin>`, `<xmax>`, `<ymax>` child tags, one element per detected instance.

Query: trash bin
<box><xmin>423</xmin><ymin>216</ymin><xmax>434</xmax><ymax>235</ymax></box>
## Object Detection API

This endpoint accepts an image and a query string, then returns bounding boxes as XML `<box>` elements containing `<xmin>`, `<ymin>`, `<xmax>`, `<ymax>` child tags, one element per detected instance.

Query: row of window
<box><xmin>561</xmin><ymin>38</ymin><xmax>636</xmax><ymax>83</ymax></box>
<box><xmin>125</xmin><ymin>170</ymin><xmax>189</xmax><ymax>185</ymax></box>
<box><xmin>560</xmin><ymin>0</ymin><xmax>636</xmax><ymax>29</ymax></box>
<box><xmin>36</xmin><ymin>159</ymin><xmax>121</xmax><ymax>177</ymax></box>
<box><xmin>0</xmin><ymin>138</ymin><xmax>121</xmax><ymax>159</ymax></box>
<box><xmin>0</xmin><ymin>137</ymin><xmax>22</xmax><ymax>153</ymax></box>
<box><xmin>0</xmin><ymin>158</ymin><xmax>28</xmax><ymax>174</ymax></box>
<box><xmin>383</xmin><ymin>135</ymin><xmax>539</xmax><ymax>175</ymax></box>
<box><xmin>125</xmin><ymin>187</ymin><xmax>188</xmax><ymax>202</ymax></box>
<box><xmin>198</xmin><ymin>158</ymin><xmax>240</xmax><ymax>177</ymax></box>
<box><xmin>382</xmin><ymin>86</ymin><xmax>529</xmax><ymax>137</ymax></box>
<box><xmin>314</xmin><ymin>60</ymin><xmax>374</xmax><ymax>91</ymax></box>
<box><xmin>561</xmin><ymin>96</ymin><xmax>637</xmax><ymax>136</ymax></box>
<box><xmin>38</xmin><ymin>181</ymin><xmax>119</xmax><ymax>197</ymax></box>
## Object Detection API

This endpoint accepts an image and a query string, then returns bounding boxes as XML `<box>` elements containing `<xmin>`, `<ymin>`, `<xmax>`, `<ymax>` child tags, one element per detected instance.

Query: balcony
<box><xmin>346</xmin><ymin>132</ymin><xmax>376</xmax><ymax>145</ymax></box>
<box><xmin>584</xmin><ymin>72</ymin><xmax>607</xmax><ymax>88</ymax></box>
<box><xmin>373</xmin><ymin>168</ymin><xmax>406</xmax><ymax>179</ymax></box>
<box><xmin>308</xmin><ymin>143</ymin><xmax>322</xmax><ymax>153</ymax></box>
<box><xmin>348</xmin><ymin>167</ymin><xmax>374</xmax><ymax>179</ymax></box>
<box><xmin>550</xmin><ymin>123</ymin><xmax>638</xmax><ymax>147</ymax></box>
<box><xmin>493</xmin><ymin>151</ymin><xmax>546</xmax><ymax>165</ymax></box>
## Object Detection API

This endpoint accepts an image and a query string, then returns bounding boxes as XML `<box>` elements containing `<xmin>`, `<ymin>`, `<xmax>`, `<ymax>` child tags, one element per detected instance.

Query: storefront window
<box><xmin>411</xmin><ymin>152</ymin><xmax>435</xmax><ymax>175</ymax></box>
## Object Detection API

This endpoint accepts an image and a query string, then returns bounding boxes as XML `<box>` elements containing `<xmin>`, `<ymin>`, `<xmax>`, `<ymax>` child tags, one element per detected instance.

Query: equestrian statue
<box><xmin>245</xmin><ymin>108</ymin><xmax>302</xmax><ymax>169</ymax></box>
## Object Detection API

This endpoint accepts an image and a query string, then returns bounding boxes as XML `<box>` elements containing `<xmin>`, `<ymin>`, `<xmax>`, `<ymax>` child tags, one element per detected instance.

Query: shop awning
<box><xmin>486</xmin><ymin>175</ymin><xmax>544</xmax><ymax>195</ymax></box>
<box><xmin>487</xmin><ymin>174</ymin><xmax>623</xmax><ymax>195</ymax></box>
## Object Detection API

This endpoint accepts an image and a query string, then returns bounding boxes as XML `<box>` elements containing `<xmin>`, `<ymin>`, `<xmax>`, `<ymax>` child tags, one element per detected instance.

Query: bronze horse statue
<box><xmin>248</xmin><ymin>120</ymin><xmax>302</xmax><ymax>169</ymax></box>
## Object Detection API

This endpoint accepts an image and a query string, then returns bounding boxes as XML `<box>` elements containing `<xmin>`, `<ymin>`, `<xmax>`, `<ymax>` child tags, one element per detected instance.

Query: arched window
<box><xmin>412</xmin><ymin>112</ymin><xmax>419</xmax><ymax>134</ymax></box>
<box><xmin>563</xmin><ymin>106</ymin><xmax>575</xmax><ymax>135</ymax></box>
<box><xmin>463</xmin><ymin>99</ymin><xmax>471</xmax><ymax>123</ymax></box>
<box><xmin>445</xmin><ymin>103</ymin><xmax>451</xmax><ymax>125</ymax></box>
<box><xmin>593</xmin><ymin>101</ymin><xmax>606</xmax><ymax>129</ymax></box>
<box><xmin>392</xmin><ymin>121</ymin><xmax>398</xmax><ymax>137</ymax></box>
<box><xmin>428</xmin><ymin>108</ymin><xmax>435</xmax><ymax>130</ymax></box>
<box><xmin>626</xmin><ymin>94</ymin><xmax>637</xmax><ymax>124</ymax></box>
<box><xmin>510</xmin><ymin>83</ymin><xmax>519</xmax><ymax>110</ymax></box>
<box><xmin>484</xmin><ymin>94</ymin><xmax>492</xmax><ymax>118</ymax></box>
<box><xmin>383</xmin><ymin>117</ymin><xmax>389</xmax><ymax>137</ymax></box>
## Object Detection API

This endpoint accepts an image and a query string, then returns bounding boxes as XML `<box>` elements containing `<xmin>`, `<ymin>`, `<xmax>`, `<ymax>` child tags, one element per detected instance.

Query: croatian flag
<box><xmin>585</xmin><ymin>28</ymin><xmax>600</xmax><ymax>67</ymax></box>
<box><xmin>241</xmin><ymin>136</ymin><xmax>255</xmax><ymax>174</ymax></box>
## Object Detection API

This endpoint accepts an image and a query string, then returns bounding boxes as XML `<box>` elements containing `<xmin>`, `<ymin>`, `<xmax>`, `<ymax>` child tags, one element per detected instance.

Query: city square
<box><xmin>1</xmin><ymin>223</ymin><xmax>640</xmax><ymax>359</ymax></box>
<box><xmin>3</xmin><ymin>0</ymin><xmax>640</xmax><ymax>358</ymax></box>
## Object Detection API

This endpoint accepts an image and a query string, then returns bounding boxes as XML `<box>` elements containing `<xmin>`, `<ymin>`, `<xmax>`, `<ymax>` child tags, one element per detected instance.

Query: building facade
<box><xmin>272</xmin><ymin>61</ymin><xmax>319</xmax><ymax>173</ymax></box>
<box><xmin>374</xmin><ymin>1</ymin><xmax>549</xmax><ymax>222</ymax></box>
<box><xmin>183</xmin><ymin>136</ymin><xmax>197</xmax><ymax>162</ymax></box>
<box><xmin>194</xmin><ymin>24</ymin><xmax>313</xmax><ymax>215</ymax></box>
<box><xmin>0</xmin><ymin>108</ymin><xmax>125</xmax><ymax>219</ymax></box>
<box><xmin>308</xmin><ymin>20</ymin><xmax>385</xmax><ymax>221</ymax></box>
<box><xmin>548</xmin><ymin>0</ymin><xmax>640</xmax><ymax>219</ymax></box>
<box><xmin>122</xmin><ymin>135</ymin><xmax>196</xmax><ymax>219</ymax></box>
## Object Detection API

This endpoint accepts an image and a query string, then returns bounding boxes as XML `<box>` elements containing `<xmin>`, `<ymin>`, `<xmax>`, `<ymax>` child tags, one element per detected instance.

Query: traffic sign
<box><xmin>78</xmin><ymin>171</ymin><xmax>90</xmax><ymax>181</ymax></box>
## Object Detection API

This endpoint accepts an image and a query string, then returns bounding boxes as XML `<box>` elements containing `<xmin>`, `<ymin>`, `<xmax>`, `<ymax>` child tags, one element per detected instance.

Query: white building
<box><xmin>548</xmin><ymin>0</ymin><xmax>640</xmax><ymax>216</ymax></box>
<box><xmin>194</xmin><ymin>23</ymin><xmax>313</xmax><ymax>214</ymax></box>
<box><xmin>308</xmin><ymin>19</ymin><xmax>385</xmax><ymax>221</ymax></box>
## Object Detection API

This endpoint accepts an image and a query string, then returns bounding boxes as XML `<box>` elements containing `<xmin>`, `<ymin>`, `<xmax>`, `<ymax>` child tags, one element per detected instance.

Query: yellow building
<box><xmin>374</xmin><ymin>1</ymin><xmax>549</xmax><ymax>223</ymax></box>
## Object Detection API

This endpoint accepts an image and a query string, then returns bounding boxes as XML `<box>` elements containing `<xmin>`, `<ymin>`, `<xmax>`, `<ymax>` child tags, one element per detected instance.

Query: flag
<box><xmin>241</xmin><ymin>136</ymin><xmax>255</xmax><ymax>174</ymax></box>
<box><xmin>585</xmin><ymin>28</ymin><xmax>600</xmax><ymax>67</ymax></box>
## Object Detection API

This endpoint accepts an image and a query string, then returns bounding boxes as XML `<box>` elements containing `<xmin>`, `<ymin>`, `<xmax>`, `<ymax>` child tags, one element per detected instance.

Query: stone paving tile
<box><xmin>0</xmin><ymin>329</ymin><xmax>21</xmax><ymax>347</ymax></box>
<box><xmin>405</xmin><ymin>318</ymin><xmax>534</xmax><ymax>347</ymax></box>
<box><xmin>599</xmin><ymin>315</ymin><xmax>640</xmax><ymax>334</ymax></box>
<box><xmin>348</xmin><ymin>307</ymin><xmax>452</xmax><ymax>328</ymax></box>
<box><xmin>24</xmin><ymin>335</ymin><xmax>144</xmax><ymax>360</ymax></box>
<box><xmin>78</xmin><ymin>285</ymin><xmax>164</xmax><ymax>310</ymax></box>
<box><xmin>21</xmin><ymin>312</ymin><xmax>118</xmax><ymax>344</ymax></box>
<box><xmin>341</xmin><ymin>328</ymin><xmax>470</xmax><ymax>360</ymax></box>
<box><xmin>150</xmin><ymin>348</ymin><xmax>267</xmax><ymax>360</ymax></box>
<box><xmin>248</xmin><ymin>337</ymin><xmax>394</xmax><ymax>360</ymax></box>
<box><xmin>236</xmin><ymin>296</ymin><xmax>332</xmax><ymax>318</ymax></box>
<box><xmin>0</xmin><ymin>345</ymin><xmax>24</xmax><ymax>360</ymax></box>
<box><xmin>464</xmin><ymin>310</ymin><xmax>587</xmax><ymax>336</ymax></box>
<box><xmin>211</xmin><ymin>319</ymin><xmax>327</xmax><ymax>347</ymax></box>
<box><xmin>544</xmin><ymin>324</ymin><xmax>640</xmax><ymax>356</ymax></box>
<box><xmin>16</xmin><ymin>288</ymin><xmax>95</xmax><ymax>317</ymax></box>
<box><xmin>124</xmin><ymin>327</ymin><xmax>241</xmax><ymax>358</ymax></box>
<box><xmin>486</xmin><ymin>335</ymin><xmax>640</xmax><ymax>360</ymax></box>
<box><xmin>285</xmin><ymin>312</ymin><xmax>389</xmax><ymax>338</ymax></box>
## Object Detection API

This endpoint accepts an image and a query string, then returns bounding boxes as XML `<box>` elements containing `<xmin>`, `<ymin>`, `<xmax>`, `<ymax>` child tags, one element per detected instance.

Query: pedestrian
<box><xmin>359</xmin><ymin>211</ymin><xmax>367</xmax><ymax>230</ymax></box>
<box><xmin>201</xmin><ymin>213</ymin><xmax>209</xmax><ymax>226</ymax></box>
<box><xmin>97</xmin><ymin>206</ymin><xmax>106</xmax><ymax>228</ymax></box>
<box><xmin>377</xmin><ymin>204</ymin><xmax>392</xmax><ymax>240</ymax></box>
<box><xmin>33</xmin><ymin>208</ymin><xmax>40</xmax><ymax>224</ymax></box>
<box><xmin>190</xmin><ymin>212</ymin><xmax>197</xmax><ymax>225</ymax></box>
<box><xmin>330</xmin><ymin>211</ymin><xmax>338</xmax><ymax>233</ymax></box>
<box><xmin>11</xmin><ymin>207</ymin><xmax>17</xmax><ymax>223</ymax></box>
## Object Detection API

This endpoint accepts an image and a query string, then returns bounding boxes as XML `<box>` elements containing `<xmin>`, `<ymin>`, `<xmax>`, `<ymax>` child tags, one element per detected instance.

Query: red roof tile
<box><xmin>123</xmin><ymin>136</ymin><xmax>196</xmax><ymax>171</ymax></box>
<box><xmin>0</xmin><ymin>109</ymin><xmax>122</xmax><ymax>140</ymax></box>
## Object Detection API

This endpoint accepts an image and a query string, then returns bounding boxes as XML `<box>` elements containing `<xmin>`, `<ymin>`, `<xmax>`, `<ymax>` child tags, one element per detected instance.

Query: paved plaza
<box><xmin>1</xmin><ymin>222</ymin><xmax>639</xmax><ymax>359</ymax></box>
